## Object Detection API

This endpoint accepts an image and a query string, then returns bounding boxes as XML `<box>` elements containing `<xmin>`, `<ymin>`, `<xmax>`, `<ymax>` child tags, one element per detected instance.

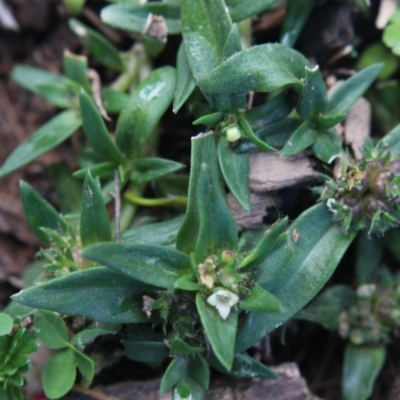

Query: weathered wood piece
<box><xmin>61</xmin><ymin>363</ymin><xmax>320</xmax><ymax>400</ymax></box>
<box><xmin>248</xmin><ymin>152</ymin><xmax>316</xmax><ymax>193</ymax></box>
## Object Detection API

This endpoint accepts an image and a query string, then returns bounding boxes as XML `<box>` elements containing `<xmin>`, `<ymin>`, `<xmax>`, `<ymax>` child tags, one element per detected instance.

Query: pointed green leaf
<box><xmin>71</xmin><ymin>324</ymin><xmax>121</xmax><ymax>350</ymax></box>
<box><xmin>0</xmin><ymin>313</ymin><xmax>13</xmax><ymax>336</ymax></box>
<box><xmin>101</xmin><ymin>3</ymin><xmax>181</xmax><ymax>35</ymax></box>
<box><xmin>297</xmin><ymin>285</ymin><xmax>354</xmax><ymax>331</ymax></box>
<box><xmin>281</xmin><ymin>120</ymin><xmax>317</xmax><ymax>157</ymax></box>
<box><xmin>123</xmin><ymin>340</ymin><xmax>169</xmax><ymax>367</ymax></box>
<box><xmin>238</xmin><ymin>115</ymin><xmax>276</xmax><ymax>152</ymax></box>
<box><xmin>80</xmin><ymin>172</ymin><xmax>112</xmax><ymax>246</ymax></box>
<box><xmin>19</xmin><ymin>181</ymin><xmax>68</xmax><ymax>245</ymax></box>
<box><xmin>240</xmin><ymin>285</ymin><xmax>283</xmax><ymax>313</ymax></box>
<box><xmin>80</xmin><ymin>90</ymin><xmax>124</xmax><ymax>163</ymax></box>
<box><xmin>381</xmin><ymin>123</ymin><xmax>400</xmax><ymax>158</ymax></box>
<box><xmin>130</xmin><ymin>157</ymin><xmax>185</xmax><ymax>183</ymax></box>
<box><xmin>122</xmin><ymin>216</ymin><xmax>184</xmax><ymax>246</ymax></box>
<box><xmin>73</xmin><ymin>349</ymin><xmax>94</xmax><ymax>381</ymax></box>
<box><xmin>198</xmin><ymin>44</ymin><xmax>309</xmax><ymax>95</ymax></box>
<box><xmin>193</xmin><ymin>112</ymin><xmax>225</xmax><ymax>126</ymax></box>
<box><xmin>196</xmin><ymin>293</ymin><xmax>237</xmax><ymax>371</ymax></box>
<box><xmin>223</xmin><ymin>23</ymin><xmax>241</xmax><ymax>60</ymax></box>
<box><xmin>298</xmin><ymin>65</ymin><xmax>328</xmax><ymax>119</ymax></box>
<box><xmin>170</xmin><ymin>338</ymin><xmax>203</xmax><ymax>356</ymax></box>
<box><xmin>236</xmin><ymin>203</ymin><xmax>357</xmax><ymax>352</ymax></box>
<box><xmin>189</xmin><ymin>354</ymin><xmax>210</xmax><ymax>389</ymax></box>
<box><xmin>195</xmin><ymin>162</ymin><xmax>238</xmax><ymax>262</ymax></box>
<box><xmin>312</xmin><ymin>129</ymin><xmax>341</xmax><ymax>164</ymax></box>
<box><xmin>73</xmin><ymin>162</ymin><xmax>116</xmax><ymax>180</ymax></box>
<box><xmin>13</xmin><ymin>267</ymin><xmax>150</xmax><ymax>323</ymax></box>
<box><xmin>244</xmin><ymin>92</ymin><xmax>295</xmax><ymax>130</ymax></box>
<box><xmin>181</xmin><ymin>0</ymin><xmax>233</xmax><ymax>81</ymax></box>
<box><xmin>0</xmin><ymin>110</ymin><xmax>82</xmax><ymax>178</ymax></box>
<box><xmin>327</xmin><ymin>64</ymin><xmax>383</xmax><ymax>115</ymax></box>
<box><xmin>43</xmin><ymin>349</ymin><xmax>76</xmax><ymax>399</ymax></box>
<box><xmin>342</xmin><ymin>344</ymin><xmax>386</xmax><ymax>400</ymax></box>
<box><xmin>177</xmin><ymin>132</ymin><xmax>220</xmax><ymax>254</ymax></box>
<box><xmin>64</xmin><ymin>51</ymin><xmax>91</xmax><ymax>92</ymax></box>
<box><xmin>174</xmin><ymin>43</ymin><xmax>196</xmax><ymax>113</ymax></box>
<box><xmin>280</xmin><ymin>0</ymin><xmax>316</xmax><ymax>47</ymax></box>
<box><xmin>174</xmin><ymin>275</ymin><xmax>200</xmax><ymax>291</ymax></box>
<box><xmin>218</xmin><ymin>136</ymin><xmax>250</xmax><ymax>212</ymax></box>
<box><xmin>83</xmin><ymin>243</ymin><xmax>191</xmax><ymax>289</ymax></box>
<box><xmin>211</xmin><ymin>352</ymin><xmax>279</xmax><ymax>379</ymax></box>
<box><xmin>34</xmin><ymin>310</ymin><xmax>69</xmax><ymax>350</ymax></box>
<box><xmin>11</xmin><ymin>65</ymin><xmax>68</xmax><ymax>95</ymax></box>
<box><xmin>69</xmin><ymin>18</ymin><xmax>124</xmax><ymax>71</ymax></box>
<box><xmin>160</xmin><ymin>357</ymin><xmax>189</xmax><ymax>393</ymax></box>
<box><xmin>226</xmin><ymin>0</ymin><xmax>280</xmax><ymax>22</ymax></box>
<box><xmin>101</xmin><ymin>88</ymin><xmax>130</xmax><ymax>114</ymax></box>
<box><xmin>240</xmin><ymin>218</ymin><xmax>289</xmax><ymax>268</ymax></box>
<box><xmin>316</xmin><ymin>113</ymin><xmax>347</xmax><ymax>131</ymax></box>
<box><xmin>116</xmin><ymin>67</ymin><xmax>176</xmax><ymax>157</ymax></box>
<box><xmin>36</xmin><ymin>80</ymin><xmax>80</xmax><ymax>108</ymax></box>
<box><xmin>356</xmin><ymin>233</ymin><xmax>383</xmax><ymax>285</ymax></box>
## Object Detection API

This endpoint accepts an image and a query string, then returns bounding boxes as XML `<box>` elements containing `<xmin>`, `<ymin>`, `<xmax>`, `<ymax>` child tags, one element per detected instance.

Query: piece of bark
<box><xmin>227</xmin><ymin>192</ymin><xmax>276</xmax><ymax>231</ymax></box>
<box><xmin>61</xmin><ymin>362</ymin><xmax>320</xmax><ymax>400</ymax></box>
<box><xmin>344</xmin><ymin>97</ymin><xmax>371</xmax><ymax>160</ymax></box>
<box><xmin>249</xmin><ymin>152</ymin><xmax>316</xmax><ymax>193</ymax></box>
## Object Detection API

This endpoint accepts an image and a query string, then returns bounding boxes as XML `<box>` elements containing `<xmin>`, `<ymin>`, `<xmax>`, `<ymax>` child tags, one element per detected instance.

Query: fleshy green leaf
<box><xmin>101</xmin><ymin>3</ymin><xmax>181</xmax><ymax>35</ymax></box>
<box><xmin>195</xmin><ymin>161</ymin><xmax>238</xmax><ymax>263</ymax></box>
<box><xmin>69</xmin><ymin>18</ymin><xmax>124</xmax><ymax>71</ymax></box>
<box><xmin>356</xmin><ymin>233</ymin><xmax>383</xmax><ymax>285</ymax></box>
<box><xmin>0</xmin><ymin>110</ymin><xmax>82</xmax><ymax>178</ymax></box>
<box><xmin>193</xmin><ymin>112</ymin><xmax>225</xmax><ymax>126</ymax></box>
<box><xmin>297</xmin><ymin>65</ymin><xmax>328</xmax><ymax>119</ymax></box>
<box><xmin>226</xmin><ymin>0</ymin><xmax>280</xmax><ymax>22</ymax></box>
<box><xmin>83</xmin><ymin>243</ymin><xmax>191</xmax><ymax>289</ymax></box>
<box><xmin>122</xmin><ymin>216</ymin><xmax>184</xmax><ymax>246</ymax></box>
<box><xmin>381</xmin><ymin>123</ymin><xmax>400</xmax><ymax>158</ymax></box>
<box><xmin>280</xmin><ymin>120</ymin><xmax>317</xmax><ymax>157</ymax></box>
<box><xmin>327</xmin><ymin>64</ymin><xmax>383</xmax><ymax>115</ymax></box>
<box><xmin>80</xmin><ymin>90</ymin><xmax>124</xmax><ymax>163</ymax></box>
<box><xmin>181</xmin><ymin>0</ymin><xmax>232</xmax><ymax>82</ymax></box>
<box><xmin>316</xmin><ymin>113</ymin><xmax>347</xmax><ymax>131</ymax></box>
<box><xmin>198</xmin><ymin>44</ymin><xmax>309</xmax><ymax>95</ymax></box>
<box><xmin>73</xmin><ymin>162</ymin><xmax>116</xmax><ymax>180</ymax></box>
<box><xmin>312</xmin><ymin>129</ymin><xmax>341</xmax><ymax>164</ymax></box>
<box><xmin>218</xmin><ymin>136</ymin><xmax>250</xmax><ymax>212</ymax></box>
<box><xmin>11</xmin><ymin>65</ymin><xmax>68</xmax><ymax>95</ymax></box>
<box><xmin>36</xmin><ymin>80</ymin><xmax>80</xmax><ymax>108</ymax></box>
<box><xmin>174</xmin><ymin>275</ymin><xmax>200</xmax><ymax>291</ymax></box>
<box><xmin>238</xmin><ymin>115</ymin><xmax>276</xmax><ymax>152</ymax></box>
<box><xmin>101</xmin><ymin>88</ymin><xmax>130</xmax><ymax>114</ymax></box>
<box><xmin>240</xmin><ymin>285</ymin><xmax>283</xmax><ymax>313</ymax></box>
<box><xmin>34</xmin><ymin>310</ymin><xmax>69</xmax><ymax>350</ymax></box>
<box><xmin>170</xmin><ymin>337</ymin><xmax>203</xmax><ymax>355</ymax></box>
<box><xmin>222</xmin><ymin>23</ymin><xmax>242</xmax><ymax>60</ymax></box>
<box><xmin>123</xmin><ymin>340</ymin><xmax>169</xmax><ymax>368</ymax></box>
<box><xmin>71</xmin><ymin>324</ymin><xmax>121</xmax><ymax>350</ymax></box>
<box><xmin>0</xmin><ymin>313</ymin><xmax>13</xmax><ymax>336</ymax></box>
<box><xmin>236</xmin><ymin>203</ymin><xmax>356</xmax><ymax>352</ymax></box>
<box><xmin>297</xmin><ymin>285</ymin><xmax>355</xmax><ymax>330</ymax></box>
<box><xmin>196</xmin><ymin>293</ymin><xmax>237</xmax><ymax>371</ymax></box>
<box><xmin>19</xmin><ymin>181</ymin><xmax>69</xmax><ymax>245</ymax></box>
<box><xmin>174</xmin><ymin>43</ymin><xmax>196</xmax><ymax>113</ymax></box>
<box><xmin>243</xmin><ymin>92</ymin><xmax>295</xmax><ymax>130</ymax></box>
<box><xmin>42</xmin><ymin>349</ymin><xmax>76</xmax><ymax>399</ymax></box>
<box><xmin>116</xmin><ymin>67</ymin><xmax>176</xmax><ymax>157</ymax></box>
<box><xmin>130</xmin><ymin>157</ymin><xmax>185</xmax><ymax>183</ymax></box>
<box><xmin>342</xmin><ymin>344</ymin><xmax>386</xmax><ymax>400</ymax></box>
<box><xmin>240</xmin><ymin>218</ymin><xmax>289</xmax><ymax>268</ymax></box>
<box><xmin>80</xmin><ymin>172</ymin><xmax>112</xmax><ymax>246</ymax></box>
<box><xmin>176</xmin><ymin>132</ymin><xmax>220</xmax><ymax>254</ymax></box>
<box><xmin>211</xmin><ymin>352</ymin><xmax>278</xmax><ymax>379</ymax></box>
<box><xmin>160</xmin><ymin>357</ymin><xmax>189</xmax><ymax>393</ymax></box>
<box><xmin>64</xmin><ymin>51</ymin><xmax>91</xmax><ymax>92</ymax></box>
<box><xmin>280</xmin><ymin>0</ymin><xmax>316</xmax><ymax>47</ymax></box>
<box><xmin>73</xmin><ymin>349</ymin><xmax>94</xmax><ymax>381</ymax></box>
<box><xmin>13</xmin><ymin>267</ymin><xmax>150</xmax><ymax>323</ymax></box>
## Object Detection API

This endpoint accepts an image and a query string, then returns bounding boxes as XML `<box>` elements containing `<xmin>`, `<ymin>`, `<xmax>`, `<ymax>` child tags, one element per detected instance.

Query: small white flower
<box><xmin>207</xmin><ymin>289</ymin><xmax>239</xmax><ymax>320</ymax></box>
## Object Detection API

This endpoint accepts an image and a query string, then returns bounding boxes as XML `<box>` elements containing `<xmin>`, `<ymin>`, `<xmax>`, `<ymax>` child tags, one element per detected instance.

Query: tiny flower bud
<box><xmin>226</xmin><ymin>125</ymin><xmax>242</xmax><ymax>142</ymax></box>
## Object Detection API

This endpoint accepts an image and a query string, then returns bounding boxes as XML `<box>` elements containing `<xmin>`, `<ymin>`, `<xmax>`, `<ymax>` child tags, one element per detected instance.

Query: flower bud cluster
<box><xmin>322</xmin><ymin>149</ymin><xmax>400</xmax><ymax>235</ymax></box>
<box><xmin>339</xmin><ymin>281</ymin><xmax>400</xmax><ymax>346</ymax></box>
